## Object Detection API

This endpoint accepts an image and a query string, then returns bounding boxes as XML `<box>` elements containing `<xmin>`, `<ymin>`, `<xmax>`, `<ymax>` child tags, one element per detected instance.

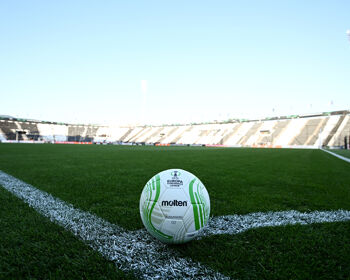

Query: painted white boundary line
<box><xmin>0</xmin><ymin>171</ymin><xmax>228</xmax><ymax>280</ymax></box>
<box><xmin>321</xmin><ymin>148</ymin><xmax>350</xmax><ymax>163</ymax></box>
<box><xmin>200</xmin><ymin>210</ymin><xmax>350</xmax><ymax>237</ymax></box>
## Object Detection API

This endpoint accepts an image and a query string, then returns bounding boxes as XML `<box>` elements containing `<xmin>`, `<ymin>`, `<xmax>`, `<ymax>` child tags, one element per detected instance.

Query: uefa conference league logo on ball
<box><xmin>167</xmin><ymin>170</ymin><xmax>183</xmax><ymax>187</ymax></box>
<box><xmin>139</xmin><ymin>169</ymin><xmax>210</xmax><ymax>244</ymax></box>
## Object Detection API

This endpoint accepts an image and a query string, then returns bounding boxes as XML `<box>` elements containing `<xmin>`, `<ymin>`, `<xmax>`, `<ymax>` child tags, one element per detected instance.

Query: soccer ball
<box><xmin>139</xmin><ymin>169</ymin><xmax>210</xmax><ymax>244</ymax></box>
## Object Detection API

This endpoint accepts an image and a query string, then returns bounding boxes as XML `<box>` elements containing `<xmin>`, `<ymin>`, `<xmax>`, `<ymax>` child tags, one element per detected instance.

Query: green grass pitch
<box><xmin>0</xmin><ymin>144</ymin><xmax>349</xmax><ymax>279</ymax></box>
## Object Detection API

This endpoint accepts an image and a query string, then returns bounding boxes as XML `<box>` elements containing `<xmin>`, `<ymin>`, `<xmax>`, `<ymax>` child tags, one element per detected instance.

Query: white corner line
<box><xmin>321</xmin><ymin>148</ymin><xmax>350</xmax><ymax>163</ymax></box>
<box><xmin>199</xmin><ymin>209</ymin><xmax>350</xmax><ymax>237</ymax></box>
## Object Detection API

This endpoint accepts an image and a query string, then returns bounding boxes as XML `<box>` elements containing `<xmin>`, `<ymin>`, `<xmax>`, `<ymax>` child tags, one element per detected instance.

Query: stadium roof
<box><xmin>0</xmin><ymin>115</ymin><xmax>14</xmax><ymax>119</ymax></box>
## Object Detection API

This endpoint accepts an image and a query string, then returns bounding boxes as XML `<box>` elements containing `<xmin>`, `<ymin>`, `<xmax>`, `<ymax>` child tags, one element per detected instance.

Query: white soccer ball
<box><xmin>139</xmin><ymin>169</ymin><xmax>210</xmax><ymax>244</ymax></box>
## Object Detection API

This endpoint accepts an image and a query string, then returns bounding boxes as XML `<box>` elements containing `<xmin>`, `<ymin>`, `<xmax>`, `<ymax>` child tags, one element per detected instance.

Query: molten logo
<box><xmin>161</xmin><ymin>200</ymin><xmax>188</xmax><ymax>207</ymax></box>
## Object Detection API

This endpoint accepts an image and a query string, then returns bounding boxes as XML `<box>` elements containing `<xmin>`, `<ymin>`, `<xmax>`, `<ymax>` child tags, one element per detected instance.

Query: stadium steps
<box><xmin>178</xmin><ymin>126</ymin><xmax>198</xmax><ymax>144</ymax></box>
<box><xmin>328</xmin><ymin>115</ymin><xmax>350</xmax><ymax>147</ymax></box>
<box><xmin>124</xmin><ymin>127</ymin><xmax>145</xmax><ymax>142</ymax></box>
<box><xmin>290</xmin><ymin>118</ymin><xmax>322</xmax><ymax>145</ymax></box>
<box><xmin>239</xmin><ymin>122</ymin><xmax>263</xmax><ymax>146</ymax></box>
<box><xmin>323</xmin><ymin>114</ymin><xmax>346</xmax><ymax>147</ymax></box>
<box><xmin>270</xmin><ymin>120</ymin><xmax>290</xmax><ymax>145</ymax></box>
<box><xmin>0</xmin><ymin>127</ymin><xmax>6</xmax><ymax>141</ymax></box>
<box><xmin>147</xmin><ymin>127</ymin><xmax>169</xmax><ymax>143</ymax></box>
<box><xmin>211</xmin><ymin>129</ymin><xmax>221</xmax><ymax>137</ymax></box>
<box><xmin>210</xmin><ymin>128</ymin><xmax>227</xmax><ymax>144</ymax></box>
<box><xmin>340</xmin><ymin>116</ymin><xmax>350</xmax><ymax>140</ymax></box>
<box><xmin>305</xmin><ymin>117</ymin><xmax>329</xmax><ymax>146</ymax></box>
<box><xmin>160</xmin><ymin>126</ymin><xmax>181</xmax><ymax>144</ymax></box>
<box><xmin>232</xmin><ymin>123</ymin><xmax>256</xmax><ymax>145</ymax></box>
<box><xmin>213</xmin><ymin>128</ymin><xmax>227</xmax><ymax>144</ymax></box>
<box><xmin>164</xmin><ymin>126</ymin><xmax>186</xmax><ymax>144</ymax></box>
<box><xmin>144</xmin><ymin>127</ymin><xmax>164</xmax><ymax>143</ymax></box>
<box><xmin>88</xmin><ymin>126</ymin><xmax>99</xmax><ymax>141</ymax></box>
<box><xmin>128</xmin><ymin>126</ymin><xmax>151</xmax><ymax>142</ymax></box>
<box><xmin>134</xmin><ymin>127</ymin><xmax>155</xmax><ymax>142</ymax></box>
<box><xmin>118</xmin><ymin>128</ymin><xmax>134</xmax><ymax>142</ymax></box>
<box><xmin>0</xmin><ymin>120</ymin><xmax>19</xmax><ymax>140</ymax></box>
<box><xmin>158</xmin><ymin>127</ymin><xmax>179</xmax><ymax>143</ymax></box>
<box><xmin>260</xmin><ymin>135</ymin><xmax>271</xmax><ymax>144</ymax></box>
<box><xmin>68</xmin><ymin>126</ymin><xmax>85</xmax><ymax>142</ymax></box>
<box><xmin>199</xmin><ymin>130</ymin><xmax>211</xmax><ymax>137</ymax></box>
<box><xmin>156</xmin><ymin>127</ymin><xmax>177</xmax><ymax>143</ymax></box>
<box><xmin>82</xmin><ymin>126</ymin><xmax>88</xmax><ymax>141</ymax></box>
<box><xmin>205</xmin><ymin>128</ymin><xmax>223</xmax><ymax>144</ymax></box>
<box><xmin>194</xmin><ymin>129</ymin><xmax>211</xmax><ymax>144</ymax></box>
<box><xmin>15</xmin><ymin>121</ymin><xmax>26</xmax><ymax>140</ymax></box>
<box><xmin>84</xmin><ymin>126</ymin><xmax>99</xmax><ymax>142</ymax></box>
<box><xmin>20</xmin><ymin>122</ymin><xmax>40</xmax><ymax>140</ymax></box>
<box><xmin>171</xmin><ymin>126</ymin><xmax>193</xmax><ymax>144</ymax></box>
<box><xmin>246</xmin><ymin>124</ymin><xmax>268</xmax><ymax>146</ymax></box>
<box><xmin>109</xmin><ymin>127</ymin><xmax>132</xmax><ymax>142</ymax></box>
<box><xmin>254</xmin><ymin>120</ymin><xmax>276</xmax><ymax>145</ymax></box>
<box><xmin>220</xmin><ymin>124</ymin><xmax>241</xmax><ymax>145</ymax></box>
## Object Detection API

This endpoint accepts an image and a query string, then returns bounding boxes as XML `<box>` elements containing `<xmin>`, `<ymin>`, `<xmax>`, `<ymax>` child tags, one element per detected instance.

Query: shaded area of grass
<box><xmin>0</xmin><ymin>144</ymin><xmax>349</xmax><ymax>231</ymax></box>
<box><xmin>0</xmin><ymin>187</ymin><xmax>134</xmax><ymax>279</ymax></box>
<box><xmin>174</xmin><ymin>222</ymin><xmax>350</xmax><ymax>279</ymax></box>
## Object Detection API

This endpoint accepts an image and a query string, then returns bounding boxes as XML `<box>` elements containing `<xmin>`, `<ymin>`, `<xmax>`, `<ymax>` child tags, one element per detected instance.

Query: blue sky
<box><xmin>1</xmin><ymin>0</ymin><xmax>349</xmax><ymax>125</ymax></box>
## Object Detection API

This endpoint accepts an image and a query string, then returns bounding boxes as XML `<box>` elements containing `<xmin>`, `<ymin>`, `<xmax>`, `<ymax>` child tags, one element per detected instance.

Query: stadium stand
<box><xmin>170</xmin><ymin>126</ymin><xmax>192</xmax><ymax>144</ymax></box>
<box><xmin>328</xmin><ymin>114</ymin><xmax>350</xmax><ymax>147</ymax></box>
<box><xmin>226</xmin><ymin>123</ymin><xmax>253</xmax><ymax>146</ymax></box>
<box><xmin>239</xmin><ymin>122</ymin><xmax>263</xmax><ymax>146</ymax></box>
<box><xmin>0</xmin><ymin>120</ymin><xmax>18</xmax><ymax>140</ymax></box>
<box><xmin>128</xmin><ymin>127</ymin><xmax>150</xmax><ymax>143</ymax></box>
<box><xmin>20</xmin><ymin>122</ymin><xmax>40</xmax><ymax>140</ymax></box>
<box><xmin>166</xmin><ymin>126</ymin><xmax>190</xmax><ymax>144</ymax></box>
<box><xmin>68</xmin><ymin>126</ymin><xmax>85</xmax><ymax>142</ymax></box>
<box><xmin>0</xmin><ymin>111</ymin><xmax>349</xmax><ymax>148</ymax></box>
<box><xmin>157</xmin><ymin>126</ymin><xmax>178</xmax><ymax>144</ymax></box>
<box><xmin>219</xmin><ymin>123</ymin><xmax>241</xmax><ymax>145</ymax></box>
<box><xmin>272</xmin><ymin>120</ymin><xmax>292</xmax><ymax>146</ymax></box>
<box><xmin>118</xmin><ymin>128</ymin><xmax>134</xmax><ymax>142</ymax></box>
<box><xmin>145</xmin><ymin>127</ymin><xmax>165</xmax><ymax>143</ymax></box>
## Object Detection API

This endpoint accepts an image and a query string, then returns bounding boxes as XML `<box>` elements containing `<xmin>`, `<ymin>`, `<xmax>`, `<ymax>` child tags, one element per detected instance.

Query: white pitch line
<box><xmin>0</xmin><ymin>171</ymin><xmax>228</xmax><ymax>280</ymax></box>
<box><xmin>199</xmin><ymin>210</ymin><xmax>350</xmax><ymax>237</ymax></box>
<box><xmin>321</xmin><ymin>148</ymin><xmax>350</xmax><ymax>163</ymax></box>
